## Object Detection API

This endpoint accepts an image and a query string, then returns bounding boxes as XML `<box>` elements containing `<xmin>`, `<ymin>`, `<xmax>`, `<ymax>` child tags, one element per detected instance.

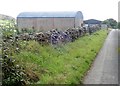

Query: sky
<box><xmin>0</xmin><ymin>0</ymin><xmax>119</xmax><ymax>21</ymax></box>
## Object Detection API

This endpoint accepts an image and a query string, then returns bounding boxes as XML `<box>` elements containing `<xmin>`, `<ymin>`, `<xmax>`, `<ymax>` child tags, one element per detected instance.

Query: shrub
<box><xmin>1</xmin><ymin>20</ymin><xmax>39</xmax><ymax>86</ymax></box>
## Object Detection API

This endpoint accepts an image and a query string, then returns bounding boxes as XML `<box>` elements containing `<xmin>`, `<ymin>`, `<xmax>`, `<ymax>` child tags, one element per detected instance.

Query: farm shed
<box><xmin>84</xmin><ymin>19</ymin><xmax>102</xmax><ymax>27</ymax></box>
<box><xmin>17</xmin><ymin>11</ymin><xmax>84</xmax><ymax>32</ymax></box>
<box><xmin>84</xmin><ymin>19</ymin><xmax>102</xmax><ymax>25</ymax></box>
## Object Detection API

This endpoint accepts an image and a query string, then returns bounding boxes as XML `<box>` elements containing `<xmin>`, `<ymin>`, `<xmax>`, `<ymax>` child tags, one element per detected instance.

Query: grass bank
<box><xmin>14</xmin><ymin>29</ymin><xmax>108</xmax><ymax>84</ymax></box>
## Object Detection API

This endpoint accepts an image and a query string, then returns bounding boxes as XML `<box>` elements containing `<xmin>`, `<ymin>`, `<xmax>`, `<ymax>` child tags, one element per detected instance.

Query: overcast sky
<box><xmin>0</xmin><ymin>0</ymin><xmax>119</xmax><ymax>21</ymax></box>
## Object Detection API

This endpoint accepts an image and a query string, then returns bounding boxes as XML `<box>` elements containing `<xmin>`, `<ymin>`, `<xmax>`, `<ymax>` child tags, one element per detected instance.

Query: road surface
<box><xmin>83</xmin><ymin>29</ymin><xmax>119</xmax><ymax>84</ymax></box>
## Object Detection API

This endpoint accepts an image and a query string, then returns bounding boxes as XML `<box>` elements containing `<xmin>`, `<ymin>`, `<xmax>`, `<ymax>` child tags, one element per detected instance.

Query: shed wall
<box><xmin>54</xmin><ymin>18</ymin><xmax>74</xmax><ymax>30</ymax></box>
<box><xmin>17</xmin><ymin>17</ymin><xmax>75</xmax><ymax>32</ymax></box>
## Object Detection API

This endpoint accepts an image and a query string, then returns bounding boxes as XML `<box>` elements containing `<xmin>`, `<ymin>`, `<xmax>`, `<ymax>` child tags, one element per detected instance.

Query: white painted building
<box><xmin>17</xmin><ymin>11</ymin><xmax>84</xmax><ymax>32</ymax></box>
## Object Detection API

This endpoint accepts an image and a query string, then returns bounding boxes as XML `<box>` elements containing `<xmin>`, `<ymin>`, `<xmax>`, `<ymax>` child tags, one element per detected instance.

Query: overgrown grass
<box><xmin>14</xmin><ymin>29</ymin><xmax>107</xmax><ymax>84</ymax></box>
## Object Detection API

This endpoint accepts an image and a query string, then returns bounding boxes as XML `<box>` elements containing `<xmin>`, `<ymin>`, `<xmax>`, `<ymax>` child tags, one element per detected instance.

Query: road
<box><xmin>83</xmin><ymin>29</ymin><xmax>119</xmax><ymax>84</ymax></box>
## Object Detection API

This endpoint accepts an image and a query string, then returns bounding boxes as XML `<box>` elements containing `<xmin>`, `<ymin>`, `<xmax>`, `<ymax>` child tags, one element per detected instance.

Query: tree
<box><xmin>117</xmin><ymin>22</ymin><xmax>120</xmax><ymax>29</ymax></box>
<box><xmin>102</xmin><ymin>18</ymin><xmax>117</xmax><ymax>29</ymax></box>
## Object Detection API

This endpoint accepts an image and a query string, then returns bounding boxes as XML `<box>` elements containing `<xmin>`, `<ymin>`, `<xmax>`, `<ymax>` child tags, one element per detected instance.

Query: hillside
<box><xmin>0</xmin><ymin>14</ymin><xmax>15</xmax><ymax>21</ymax></box>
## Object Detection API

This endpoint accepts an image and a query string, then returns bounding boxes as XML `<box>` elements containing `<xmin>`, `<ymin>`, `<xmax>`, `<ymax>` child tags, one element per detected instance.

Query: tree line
<box><xmin>102</xmin><ymin>18</ymin><xmax>120</xmax><ymax>29</ymax></box>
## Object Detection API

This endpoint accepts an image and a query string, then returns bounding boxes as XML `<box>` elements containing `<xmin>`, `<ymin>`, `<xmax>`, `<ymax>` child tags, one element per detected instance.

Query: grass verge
<box><xmin>14</xmin><ymin>29</ymin><xmax>108</xmax><ymax>84</ymax></box>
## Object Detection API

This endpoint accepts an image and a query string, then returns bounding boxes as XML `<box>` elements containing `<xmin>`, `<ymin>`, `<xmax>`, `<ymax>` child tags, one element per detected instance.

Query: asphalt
<box><xmin>83</xmin><ymin>29</ymin><xmax>119</xmax><ymax>84</ymax></box>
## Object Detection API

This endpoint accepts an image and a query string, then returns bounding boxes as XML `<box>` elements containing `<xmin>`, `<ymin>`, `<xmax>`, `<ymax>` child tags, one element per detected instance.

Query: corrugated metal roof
<box><xmin>17</xmin><ymin>11</ymin><xmax>83</xmax><ymax>18</ymax></box>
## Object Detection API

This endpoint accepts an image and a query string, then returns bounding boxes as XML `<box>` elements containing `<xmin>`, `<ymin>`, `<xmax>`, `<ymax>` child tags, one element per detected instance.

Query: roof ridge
<box><xmin>17</xmin><ymin>11</ymin><xmax>83</xmax><ymax>18</ymax></box>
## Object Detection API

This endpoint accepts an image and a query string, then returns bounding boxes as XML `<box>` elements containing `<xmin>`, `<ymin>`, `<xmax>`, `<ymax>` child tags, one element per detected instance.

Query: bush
<box><xmin>2</xmin><ymin>36</ymin><xmax>27</xmax><ymax>86</ymax></box>
<box><xmin>1</xmin><ymin>20</ymin><xmax>39</xmax><ymax>86</ymax></box>
<box><xmin>2</xmin><ymin>35</ymin><xmax>39</xmax><ymax>86</ymax></box>
<box><xmin>2</xmin><ymin>56</ymin><xmax>27</xmax><ymax>86</ymax></box>
<box><xmin>117</xmin><ymin>22</ymin><xmax>120</xmax><ymax>29</ymax></box>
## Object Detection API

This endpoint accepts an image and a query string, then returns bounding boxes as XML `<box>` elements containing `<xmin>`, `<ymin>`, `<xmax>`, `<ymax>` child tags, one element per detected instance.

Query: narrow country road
<box><xmin>83</xmin><ymin>29</ymin><xmax>119</xmax><ymax>84</ymax></box>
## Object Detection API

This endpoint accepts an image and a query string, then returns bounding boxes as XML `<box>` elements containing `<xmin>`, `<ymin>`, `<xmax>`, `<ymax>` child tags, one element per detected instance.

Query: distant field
<box><xmin>14</xmin><ymin>29</ymin><xmax>107</xmax><ymax>84</ymax></box>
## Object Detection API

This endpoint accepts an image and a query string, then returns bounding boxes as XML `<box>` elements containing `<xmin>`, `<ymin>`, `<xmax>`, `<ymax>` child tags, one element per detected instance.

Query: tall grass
<box><xmin>14</xmin><ymin>29</ymin><xmax>107</xmax><ymax>84</ymax></box>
